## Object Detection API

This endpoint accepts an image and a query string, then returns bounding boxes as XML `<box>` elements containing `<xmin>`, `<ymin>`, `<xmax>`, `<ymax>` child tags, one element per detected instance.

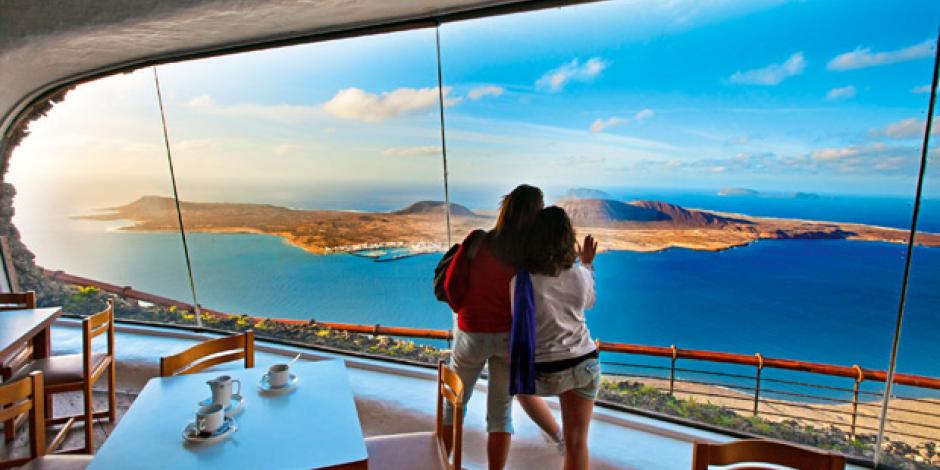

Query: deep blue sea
<box><xmin>18</xmin><ymin>189</ymin><xmax>940</xmax><ymax>397</ymax></box>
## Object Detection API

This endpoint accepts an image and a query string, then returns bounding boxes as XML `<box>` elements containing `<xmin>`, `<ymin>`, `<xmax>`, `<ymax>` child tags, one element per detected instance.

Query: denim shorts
<box><xmin>442</xmin><ymin>329</ymin><xmax>513</xmax><ymax>434</ymax></box>
<box><xmin>535</xmin><ymin>358</ymin><xmax>601</xmax><ymax>401</ymax></box>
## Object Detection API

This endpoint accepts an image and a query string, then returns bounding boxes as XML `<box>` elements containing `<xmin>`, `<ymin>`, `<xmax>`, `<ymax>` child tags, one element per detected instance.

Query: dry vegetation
<box><xmin>80</xmin><ymin>195</ymin><xmax>940</xmax><ymax>254</ymax></box>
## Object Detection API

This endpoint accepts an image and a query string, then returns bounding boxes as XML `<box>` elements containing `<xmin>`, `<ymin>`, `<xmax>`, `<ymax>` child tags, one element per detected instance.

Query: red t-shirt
<box><xmin>444</xmin><ymin>234</ymin><xmax>515</xmax><ymax>333</ymax></box>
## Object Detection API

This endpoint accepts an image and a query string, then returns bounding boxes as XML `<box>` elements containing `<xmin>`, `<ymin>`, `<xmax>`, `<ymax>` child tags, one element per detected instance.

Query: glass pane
<box><xmin>154</xmin><ymin>30</ymin><xmax>451</xmax><ymax>357</ymax></box>
<box><xmin>6</xmin><ymin>69</ymin><xmax>198</xmax><ymax>325</ymax></box>
<box><xmin>888</xmin><ymin>92</ymin><xmax>940</xmax><ymax>467</ymax></box>
<box><xmin>440</xmin><ymin>0</ymin><xmax>936</xmax><ymax>463</ymax></box>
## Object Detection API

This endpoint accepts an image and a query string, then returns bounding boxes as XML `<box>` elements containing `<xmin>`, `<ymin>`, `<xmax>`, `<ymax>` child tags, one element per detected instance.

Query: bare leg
<box><xmin>516</xmin><ymin>394</ymin><xmax>560</xmax><ymax>436</ymax></box>
<box><xmin>487</xmin><ymin>431</ymin><xmax>511</xmax><ymax>470</ymax></box>
<box><xmin>559</xmin><ymin>391</ymin><xmax>594</xmax><ymax>470</ymax></box>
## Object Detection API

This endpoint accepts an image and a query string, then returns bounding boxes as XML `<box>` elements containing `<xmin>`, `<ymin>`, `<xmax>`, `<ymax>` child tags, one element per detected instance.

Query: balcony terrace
<box><xmin>1</xmin><ymin>320</ymin><xmax>874</xmax><ymax>469</ymax></box>
<box><xmin>2</xmin><ymin>1</ymin><xmax>939</xmax><ymax>469</ymax></box>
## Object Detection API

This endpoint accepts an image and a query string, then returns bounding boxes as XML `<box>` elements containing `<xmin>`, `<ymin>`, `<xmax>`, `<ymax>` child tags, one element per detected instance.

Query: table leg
<box><xmin>31</xmin><ymin>326</ymin><xmax>51</xmax><ymax>359</ymax></box>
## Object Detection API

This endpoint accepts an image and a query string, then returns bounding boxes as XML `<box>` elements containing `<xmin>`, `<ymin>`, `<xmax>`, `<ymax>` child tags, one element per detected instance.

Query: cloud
<box><xmin>871</xmin><ymin>118</ymin><xmax>940</xmax><ymax>139</ymax></box>
<box><xmin>826</xmin><ymin>85</ymin><xmax>856</xmax><ymax>101</ymax></box>
<box><xmin>467</xmin><ymin>86</ymin><xmax>504</xmax><ymax>100</ymax></box>
<box><xmin>827</xmin><ymin>40</ymin><xmax>934</xmax><ymax>71</ymax></box>
<box><xmin>729</xmin><ymin>52</ymin><xmax>806</xmax><ymax>85</ymax></box>
<box><xmin>321</xmin><ymin>86</ymin><xmax>458</xmax><ymax>123</ymax></box>
<box><xmin>812</xmin><ymin>147</ymin><xmax>859</xmax><ymax>161</ymax></box>
<box><xmin>185</xmin><ymin>94</ymin><xmax>320</xmax><ymax>122</ymax></box>
<box><xmin>174</xmin><ymin>138</ymin><xmax>218</xmax><ymax>154</ymax></box>
<box><xmin>536</xmin><ymin>57</ymin><xmax>609</xmax><ymax>92</ymax></box>
<box><xmin>628</xmin><ymin>143</ymin><xmax>918</xmax><ymax>176</ymax></box>
<box><xmin>274</xmin><ymin>143</ymin><xmax>301</xmax><ymax>156</ymax></box>
<box><xmin>566</xmin><ymin>155</ymin><xmax>606</xmax><ymax>166</ymax></box>
<box><xmin>809</xmin><ymin>144</ymin><xmax>917</xmax><ymax>174</ymax></box>
<box><xmin>912</xmin><ymin>84</ymin><xmax>934</xmax><ymax>94</ymax></box>
<box><xmin>590</xmin><ymin>117</ymin><xmax>625</xmax><ymax>133</ymax></box>
<box><xmin>186</xmin><ymin>95</ymin><xmax>215</xmax><ymax>109</ymax></box>
<box><xmin>589</xmin><ymin>109</ymin><xmax>653</xmax><ymax>132</ymax></box>
<box><xmin>875</xmin><ymin>156</ymin><xmax>907</xmax><ymax>171</ymax></box>
<box><xmin>381</xmin><ymin>146</ymin><xmax>440</xmax><ymax>157</ymax></box>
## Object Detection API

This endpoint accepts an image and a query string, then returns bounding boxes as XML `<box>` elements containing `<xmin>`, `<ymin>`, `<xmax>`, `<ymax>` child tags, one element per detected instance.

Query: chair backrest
<box><xmin>81</xmin><ymin>298</ymin><xmax>115</xmax><ymax>380</ymax></box>
<box><xmin>160</xmin><ymin>331</ymin><xmax>255</xmax><ymax>377</ymax></box>
<box><xmin>0</xmin><ymin>291</ymin><xmax>35</xmax><ymax>311</ymax></box>
<box><xmin>692</xmin><ymin>439</ymin><xmax>846</xmax><ymax>470</ymax></box>
<box><xmin>0</xmin><ymin>371</ymin><xmax>45</xmax><ymax>468</ymax></box>
<box><xmin>434</xmin><ymin>361</ymin><xmax>464</xmax><ymax>470</ymax></box>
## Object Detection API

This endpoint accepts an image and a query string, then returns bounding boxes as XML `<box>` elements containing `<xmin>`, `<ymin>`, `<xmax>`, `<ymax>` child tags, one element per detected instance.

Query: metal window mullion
<box><xmin>152</xmin><ymin>67</ymin><xmax>203</xmax><ymax>327</ymax></box>
<box><xmin>873</xmin><ymin>30</ymin><xmax>940</xmax><ymax>466</ymax></box>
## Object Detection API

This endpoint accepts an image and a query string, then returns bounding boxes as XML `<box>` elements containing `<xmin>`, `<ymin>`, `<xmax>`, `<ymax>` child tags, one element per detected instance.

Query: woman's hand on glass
<box><xmin>580</xmin><ymin>234</ymin><xmax>597</xmax><ymax>265</ymax></box>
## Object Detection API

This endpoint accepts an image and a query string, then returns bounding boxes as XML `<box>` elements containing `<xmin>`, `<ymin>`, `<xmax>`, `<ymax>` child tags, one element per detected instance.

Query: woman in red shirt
<box><xmin>443</xmin><ymin>184</ymin><xmax>561</xmax><ymax>469</ymax></box>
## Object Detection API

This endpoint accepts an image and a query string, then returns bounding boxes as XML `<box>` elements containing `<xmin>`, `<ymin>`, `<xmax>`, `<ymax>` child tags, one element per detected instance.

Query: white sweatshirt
<box><xmin>511</xmin><ymin>263</ymin><xmax>596</xmax><ymax>364</ymax></box>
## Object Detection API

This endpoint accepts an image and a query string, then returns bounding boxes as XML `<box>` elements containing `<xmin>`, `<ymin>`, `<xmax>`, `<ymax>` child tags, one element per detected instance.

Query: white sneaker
<box><xmin>541</xmin><ymin>429</ymin><xmax>565</xmax><ymax>456</ymax></box>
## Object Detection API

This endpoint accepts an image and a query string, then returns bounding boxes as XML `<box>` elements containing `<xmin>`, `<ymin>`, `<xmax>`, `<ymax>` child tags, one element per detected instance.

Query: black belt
<box><xmin>534</xmin><ymin>349</ymin><xmax>599</xmax><ymax>373</ymax></box>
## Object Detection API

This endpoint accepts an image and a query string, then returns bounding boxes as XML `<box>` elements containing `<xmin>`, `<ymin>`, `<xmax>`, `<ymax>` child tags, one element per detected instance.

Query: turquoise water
<box><xmin>18</xmin><ymin>191</ymin><xmax>940</xmax><ymax>388</ymax></box>
<box><xmin>40</xmin><ymin>227</ymin><xmax>940</xmax><ymax>379</ymax></box>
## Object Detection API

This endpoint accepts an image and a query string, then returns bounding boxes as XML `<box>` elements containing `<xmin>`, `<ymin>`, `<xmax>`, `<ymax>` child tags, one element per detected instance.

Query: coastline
<box><xmin>611</xmin><ymin>376</ymin><xmax>940</xmax><ymax>451</ymax></box>
<box><xmin>73</xmin><ymin>195</ymin><xmax>940</xmax><ymax>257</ymax></box>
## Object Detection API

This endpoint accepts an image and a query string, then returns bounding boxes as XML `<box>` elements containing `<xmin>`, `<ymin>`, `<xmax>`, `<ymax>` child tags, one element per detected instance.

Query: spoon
<box><xmin>287</xmin><ymin>353</ymin><xmax>301</xmax><ymax>367</ymax></box>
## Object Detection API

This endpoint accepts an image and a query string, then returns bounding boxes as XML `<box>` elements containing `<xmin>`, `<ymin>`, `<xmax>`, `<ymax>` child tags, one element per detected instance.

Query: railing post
<box><xmin>669</xmin><ymin>345</ymin><xmax>678</xmax><ymax>396</ymax></box>
<box><xmin>851</xmin><ymin>364</ymin><xmax>864</xmax><ymax>438</ymax></box>
<box><xmin>753</xmin><ymin>353</ymin><xmax>764</xmax><ymax>416</ymax></box>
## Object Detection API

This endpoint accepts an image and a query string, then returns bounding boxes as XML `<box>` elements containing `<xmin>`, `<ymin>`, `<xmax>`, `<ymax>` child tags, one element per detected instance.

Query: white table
<box><xmin>88</xmin><ymin>359</ymin><xmax>368</xmax><ymax>469</ymax></box>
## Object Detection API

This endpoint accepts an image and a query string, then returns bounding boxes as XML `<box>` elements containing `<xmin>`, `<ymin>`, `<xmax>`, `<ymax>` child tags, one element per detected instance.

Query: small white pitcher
<box><xmin>207</xmin><ymin>375</ymin><xmax>241</xmax><ymax>408</ymax></box>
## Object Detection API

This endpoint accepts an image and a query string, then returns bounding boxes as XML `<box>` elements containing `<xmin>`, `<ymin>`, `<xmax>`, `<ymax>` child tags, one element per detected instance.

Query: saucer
<box><xmin>258</xmin><ymin>373</ymin><xmax>298</xmax><ymax>393</ymax></box>
<box><xmin>182</xmin><ymin>417</ymin><xmax>237</xmax><ymax>445</ymax></box>
<box><xmin>197</xmin><ymin>394</ymin><xmax>245</xmax><ymax>418</ymax></box>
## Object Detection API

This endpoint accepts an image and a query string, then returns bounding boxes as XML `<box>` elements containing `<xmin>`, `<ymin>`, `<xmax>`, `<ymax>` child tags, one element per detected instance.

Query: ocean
<box><xmin>16</xmin><ymin>189</ymin><xmax>940</xmax><ymax>392</ymax></box>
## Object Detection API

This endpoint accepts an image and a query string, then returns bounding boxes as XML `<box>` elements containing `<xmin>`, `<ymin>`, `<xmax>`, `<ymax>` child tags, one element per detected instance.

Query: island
<box><xmin>77</xmin><ymin>196</ymin><xmax>940</xmax><ymax>255</ymax></box>
<box><xmin>719</xmin><ymin>187</ymin><xmax>821</xmax><ymax>199</ymax></box>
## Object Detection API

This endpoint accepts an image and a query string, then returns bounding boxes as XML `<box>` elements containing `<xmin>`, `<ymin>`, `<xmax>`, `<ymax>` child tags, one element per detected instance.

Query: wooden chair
<box><xmin>1</xmin><ymin>291</ymin><xmax>36</xmax><ymax>441</ymax></box>
<box><xmin>692</xmin><ymin>439</ymin><xmax>846</xmax><ymax>470</ymax></box>
<box><xmin>0</xmin><ymin>371</ymin><xmax>92</xmax><ymax>469</ymax></box>
<box><xmin>159</xmin><ymin>331</ymin><xmax>254</xmax><ymax>377</ymax></box>
<box><xmin>10</xmin><ymin>299</ymin><xmax>116</xmax><ymax>454</ymax></box>
<box><xmin>365</xmin><ymin>361</ymin><xmax>464</xmax><ymax>470</ymax></box>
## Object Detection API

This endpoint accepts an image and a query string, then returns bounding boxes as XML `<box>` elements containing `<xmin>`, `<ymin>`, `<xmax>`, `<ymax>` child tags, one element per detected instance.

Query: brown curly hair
<box><xmin>524</xmin><ymin>206</ymin><xmax>577</xmax><ymax>277</ymax></box>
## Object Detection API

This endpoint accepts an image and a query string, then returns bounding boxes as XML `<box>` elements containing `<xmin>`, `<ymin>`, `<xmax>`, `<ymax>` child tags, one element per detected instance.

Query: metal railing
<box><xmin>597</xmin><ymin>342</ymin><xmax>940</xmax><ymax>443</ymax></box>
<box><xmin>45</xmin><ymin>269</ymin><xmax>940</xmax><ymax>445</ymax></box>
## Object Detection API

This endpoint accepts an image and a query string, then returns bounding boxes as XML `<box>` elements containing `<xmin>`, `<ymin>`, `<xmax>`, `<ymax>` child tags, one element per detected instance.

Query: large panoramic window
<box><xmin>7</xmin><ymin>69</ymin><xmax>198</xmax><ymax>326</ymax></box>
<box><xmin>887</xmin><ymin>103</ymin><xmax>940</xmax><ymax>467</ymax></box>
<box><xmin>438</xmin><ymin>0</ymin><xmax>937</xmax><ymax>465</ymax></box>
<box><xmin>154</xmin><ymin>30</ymin><xmax>450</xmax><ymax>339</ymax></box>
<box><xmin>4</xmin><ymin>0</ymin><xmax>939</xmax><ymax>466</ymax></box>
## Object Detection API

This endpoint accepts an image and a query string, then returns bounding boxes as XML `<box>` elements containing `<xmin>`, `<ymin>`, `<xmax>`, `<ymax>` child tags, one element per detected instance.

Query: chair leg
<box><xmin>45</xmin><ymin>393</ymin><xmax>53</xmax><ymax>420</ymax></box>
<box><xmin>2</xmin><ymin>367</ymin><xmax>13</xmax><ymax>442</ymax></box>
<box><xmin>2</xmin><ymin>410</ymin><xmax>13</xmax><ymax>442</ymax></box>
<box><xmin>108</xmin><ymin>364</ymin><xmax>116</xmax><ymax>422</ymax></box>
<box><xmin>83</xmin><ymin>385</ymin><xmax>94</xmax><ymax>453</ymax></box>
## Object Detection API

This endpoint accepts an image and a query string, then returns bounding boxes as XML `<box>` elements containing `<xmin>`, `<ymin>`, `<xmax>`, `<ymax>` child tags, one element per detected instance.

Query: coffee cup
<box><xmin>207</xmin><ymin>375</ymin><xmax>241</xmax><ymax>407</ymax></box>
<box><xmin>195</xmin><ymin>403</ymin><xmax>224</xmax><ymax>435</ymax></box>
<box><xmin>266</xmin><ymin>364</ymin><xmax>290</xmax><ymax>388</ymax></box>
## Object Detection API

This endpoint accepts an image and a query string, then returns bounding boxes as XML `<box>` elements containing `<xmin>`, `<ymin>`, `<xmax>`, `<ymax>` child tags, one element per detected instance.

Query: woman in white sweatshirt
<box><xmin>511</xmin><ymin>206</ymin><xmax>598</xmax><ymax>470</ymax></box>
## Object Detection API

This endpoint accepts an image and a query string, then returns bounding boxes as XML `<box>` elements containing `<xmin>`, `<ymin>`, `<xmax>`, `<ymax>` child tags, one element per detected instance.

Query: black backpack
<box><xmin>433</xmin><ymin>230</ymin><xmax>485</xmax><ymax>302</ymax></box>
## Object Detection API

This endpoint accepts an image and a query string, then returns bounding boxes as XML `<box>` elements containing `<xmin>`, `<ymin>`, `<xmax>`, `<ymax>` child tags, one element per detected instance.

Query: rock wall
<box><xmin>0</xmin><ymin>87</ymin><xmax>75</xmax><ymax>306</ymax></box>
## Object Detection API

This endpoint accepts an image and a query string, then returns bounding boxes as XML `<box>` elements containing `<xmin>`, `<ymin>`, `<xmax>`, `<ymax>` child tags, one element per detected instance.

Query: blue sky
<box><xmin>8</xmin><ymin>0</ymin><xmax>940</xmax><ymax>211</ymax></box>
